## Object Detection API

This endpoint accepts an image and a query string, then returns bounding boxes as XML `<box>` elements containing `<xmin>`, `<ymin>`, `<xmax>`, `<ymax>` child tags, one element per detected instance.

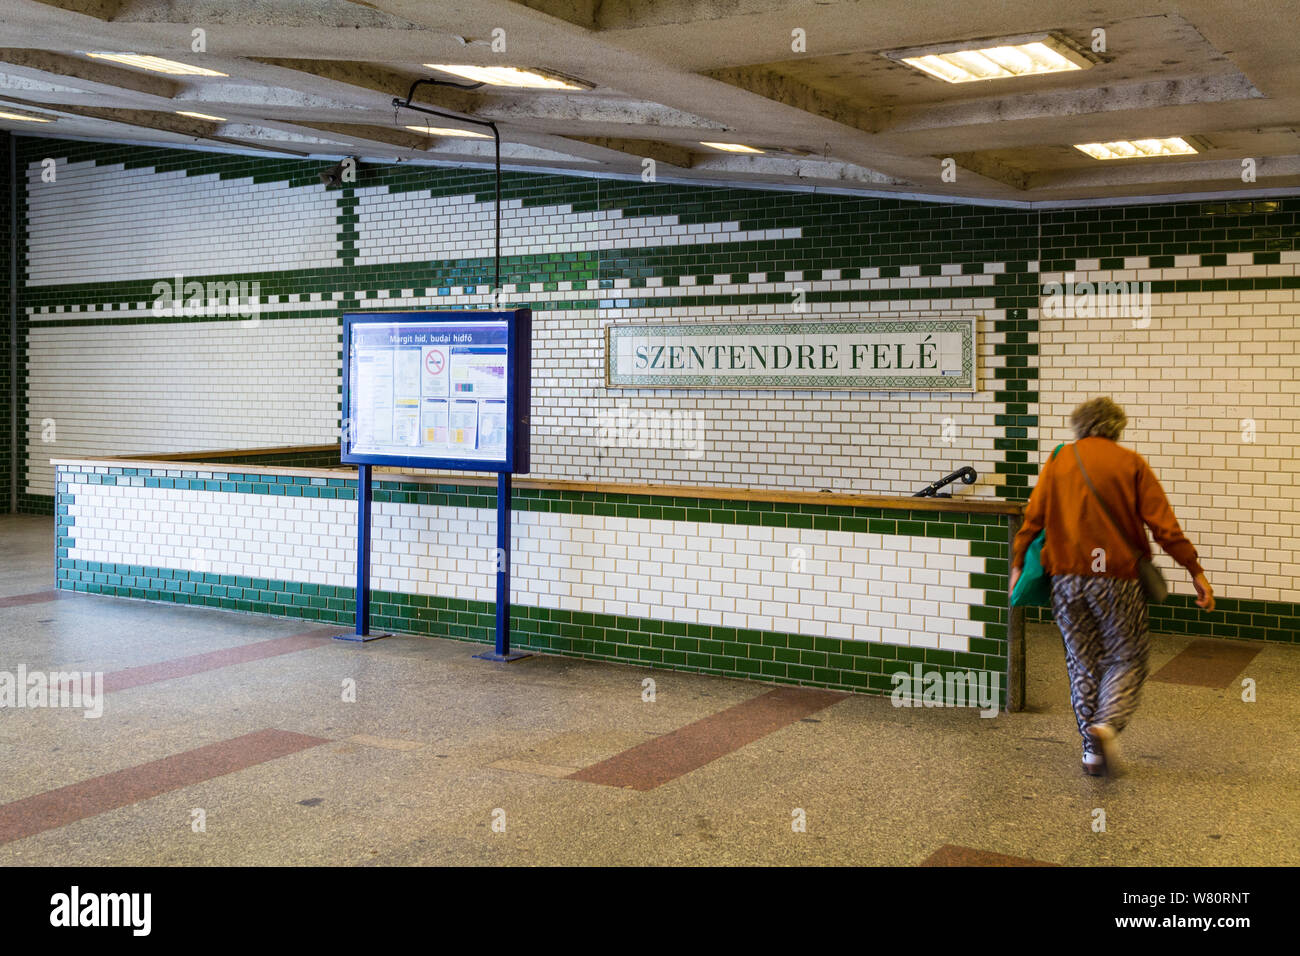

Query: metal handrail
<box><xmin>913</xmin><ymin>466</ymin><xmax>977</xmax><ymax>497</ymax></box>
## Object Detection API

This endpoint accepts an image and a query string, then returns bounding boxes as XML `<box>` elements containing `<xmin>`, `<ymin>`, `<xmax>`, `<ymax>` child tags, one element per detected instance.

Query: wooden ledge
<box><xmin>51</xmin><ymin>456</ymin><xmax>1024</xmax><ymax>516</ymax></box>
<box><xmin>114</xmin><ymin>444</ymin><xmax>338</xmax><ymax>461</ymax></box>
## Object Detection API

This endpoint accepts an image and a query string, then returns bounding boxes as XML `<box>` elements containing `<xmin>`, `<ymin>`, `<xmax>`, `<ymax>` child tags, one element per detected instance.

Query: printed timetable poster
<box><xmin>346</xmin><ymin>318</ymin><xmax>515</xmax><ymax>466</ymax></box>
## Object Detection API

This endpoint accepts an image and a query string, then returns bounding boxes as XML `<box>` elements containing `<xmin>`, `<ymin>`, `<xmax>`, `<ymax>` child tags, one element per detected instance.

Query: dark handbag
<box><xmin>1072</xmin><ymin>444</ymin><xmax>1168</xmax><ymax>603</ymax></box>
<box><xmin>1010</xmin><ymin>443</ymin><xmax>1065</xmax><ymax>607</ymax></box>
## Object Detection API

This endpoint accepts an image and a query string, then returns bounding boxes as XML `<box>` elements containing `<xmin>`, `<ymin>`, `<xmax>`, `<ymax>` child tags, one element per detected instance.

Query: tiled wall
<box><xmin>27</xmin><ymin>158</ymin><xmax>340</xmax><ymax>284</ymax></box>
<box><xmin>55</xmin><ymin>461</ymin><xmax>1014</xmax><ymax>699</ymax></box>
<box><xmin>24</xmin><ymin>317</ymin><xmax>339</xmax><ymax>495</ymax></box>
<box><xmin>1027</xmin><ymin>201</ymin><xmax>1300</xmax><ymax>633</ymax></box>
<box><xmin>14</xmin><ymin>135</ymin><xmax>1300</xmax><ymax>643</ymax></box>
<box><xmin>17</xmin><ymin>137</ymin><xmax>1036</xmax><ymax>515</ymax></box>
<box><xmin>1037</xmin><ymin>254</ymin><xmax>1300</xmax><ymax>602</ymax></box>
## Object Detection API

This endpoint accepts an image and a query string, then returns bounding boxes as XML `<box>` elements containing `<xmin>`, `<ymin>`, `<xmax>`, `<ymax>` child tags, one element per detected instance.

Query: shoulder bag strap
<box><xmin>1071</xmin><ymin>443</ymin><xmax>1142</xmax><ymax>561</ymax></box>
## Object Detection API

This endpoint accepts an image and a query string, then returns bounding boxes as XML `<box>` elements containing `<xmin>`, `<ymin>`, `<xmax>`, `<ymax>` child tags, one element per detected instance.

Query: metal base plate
<box><xmin>332</xmin><ymin>632</ymin><xmax>392</xmax><ymax>643</ymax></box>
<box><xmin>472</xmin><ymin>650</ymin><xmax>533</xmax><ymax>662</ymax></box>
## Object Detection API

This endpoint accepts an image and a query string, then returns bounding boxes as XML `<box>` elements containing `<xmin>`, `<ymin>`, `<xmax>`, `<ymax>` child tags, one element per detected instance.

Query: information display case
<box><xmin>341</xmin><ymin>309</ymin><xmax>531</xmax><ymax>473</ymax></box>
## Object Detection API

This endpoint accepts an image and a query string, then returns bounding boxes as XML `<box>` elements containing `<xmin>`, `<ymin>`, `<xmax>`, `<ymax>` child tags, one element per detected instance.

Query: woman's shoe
<box><xmin>1087</xmin><ymin>723</ymin><xmax>1120</xmax><ymax>775</ymax></box>
<box><xmin>1082</xmin><ymin>753</ymin><xmax>1106</xmax><ymax>776</ymax></box>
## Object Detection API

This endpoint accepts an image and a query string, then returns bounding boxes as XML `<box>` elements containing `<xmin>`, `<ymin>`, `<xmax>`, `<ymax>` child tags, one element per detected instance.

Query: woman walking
<box><xmin>1010</xmin><ymin>397</ymin><xmax>1215</xmax><ymax>776</ymax></box>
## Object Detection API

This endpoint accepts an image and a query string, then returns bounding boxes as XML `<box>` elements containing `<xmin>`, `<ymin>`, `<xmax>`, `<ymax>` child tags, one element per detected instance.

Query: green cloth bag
<box><xmin>1011</xmin><ymin>443</ymin><xmax>1065</xmax><ymax>608</ymax></box>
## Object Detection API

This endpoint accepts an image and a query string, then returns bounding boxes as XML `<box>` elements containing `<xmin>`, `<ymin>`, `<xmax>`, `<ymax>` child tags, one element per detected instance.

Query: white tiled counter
<box><xmin>53</xmin><ymin>453</ymin><xmax>1025</xmax><ymax>709</ymax></box>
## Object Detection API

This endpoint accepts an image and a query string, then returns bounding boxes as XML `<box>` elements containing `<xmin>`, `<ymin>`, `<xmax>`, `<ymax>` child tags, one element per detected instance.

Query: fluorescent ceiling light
<box><xmin>175</xmin><ymin>110</ymin><xmax>227</xmax><ymax>122</ymax></box>
<box><xmin>700</xmin><ymin>142</ymin><xmax>764</xmax><ymax>153</ymax></box>
<box><xmin>888</xmin><ymin>33</ymin><xmax>1092</xmax><ymax>83</ymax></box>
<box><xmin>1074</xmin><ymin>137</ymin><xmax>1199</xmax><ymax>160</ymax></box>
<box><xmin>423</xmin><ymin>64</ymin><xmax>589</xmax><ymax>90</ymax></box>
<box><xmin>83</xmin><ymin>53</ymin><xmax>227</xmax><ymax>77</ymax></box>
<box><xmin>404</xmin><ymin>125</ymin><xmax>491</xmax><ymax>138</ymax></box>
<box><xmin>0</xmin><ymin>109</ymin><xmax>54</xmax><ymax>123</ymax></box>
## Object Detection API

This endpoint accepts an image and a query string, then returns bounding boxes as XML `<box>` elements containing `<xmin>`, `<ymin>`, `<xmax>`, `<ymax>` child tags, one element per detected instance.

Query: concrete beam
<box><xmin>0</xmin><ymin>49</ymin><xmax>180</xmax><ymax>98</ymax></box>
<box><xmin>1028</xmin><ymin>154</ymin><xmax>1300</xmax><ymax>190</ymax></box>
<box><xmin>703</xmin><ymin>64</ymin><xmax>884</xmax><ymax>137</ymax></box>
<box><xmin>172</xmin><ymin>82</ymin><xmax>366</xmax><ymax>112</ymax></box>
<box><xmin>248</xmin><ymin>58</ymin><xmax>481</xmax><ymax>114</ymax></box>
<box><xmin>115</xmin><ymin>0</ymin><xmax>421</xmax><ymax>29</ymax></box>
<box><xmin>19</xmin><ymin>101</ymin><xmax>218</xmax><ymax>137</ymax></box>
<box><xmin>0</xmin><ymin>94</ymin><xmax>248</xmax><ymax>145</ymax></box>
<box><xmin>207</xmin><ymin>136</ymin><xmax>317</xmax><ymax>157</ymax></box>
<box><xmin>0</xmin><ymin>71</ymin><xmax>86</xmax><ymax>94</ymax></box>
<box><xmin>26</xmin><ymin>0</ymin><xmax>125</xmax><ymax>21</ymax></box>
<box><xmin>948</xmin><ymin>153</ymin><xmax>1030</xmax><ymax>191</ymax></box>
<box><xmin>217</xmin><ymin>123</ymin><xmax>361</xmax><ymax>150</ymax></box>
<box><xmin>500</xmin><ymin>0</ymin><xmax>599</xmax><ymax>29</ymax></box>
<box><xmin>562</xmin><ymin>136</ymin><xmax>696</xmax><ymax>168</ymax></box>
<box><xmin>394</xmin><ymin>137</ymin><xmax>602</xmax><ymax>164</ymax></box>
<box><xmin>293</xmin><ymin>121</ymin><xmax>435</xmax><ymax>151</ymax></box>
<box><xmin>884</xmin><ymin>74</ymin><xmax>1264</xmax><ymax>133</ymax></box>
<box><xmin>690</xmin><ymin>152</ymin><xmax>913</xmax><ymax>188</ymax></box>
<box><xmin>508</xmin><ymin>0</ymin><xmax>801</xmax><ymax>30</ymax></box>
<box><xmin>481</xmin><ymin>94</ymin><xmax>726</xmax><ymax>129</ymax></box>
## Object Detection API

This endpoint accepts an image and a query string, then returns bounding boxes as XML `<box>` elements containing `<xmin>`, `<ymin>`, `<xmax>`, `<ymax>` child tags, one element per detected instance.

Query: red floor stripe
<box><xmin>569</xmin><ymin>687</ymin><xmax>845</xmax><ymax>791</ymax></box>
<box><xmin>920</xmin><ymin>844</ymin><xmax>1055</xmax><ymax>866</ymax></box>
<box><xmin>103</xmin><ymin>629</ymin><xmax>338</xmax><ymax>692</ymax></box>
<box><xmin>0</xmin><ymin>729</ymin><xmax>328</xmax><ymax>846</ymax></box>
<box><xmin>1149</xmin><ymin>639</ymin><xmax>1260</xmax><ymax>688</ymax></box>
<box><xmin>0</xmin><ymin>590</ymin><xmax>64</xmax><ymax>608</ymax></box>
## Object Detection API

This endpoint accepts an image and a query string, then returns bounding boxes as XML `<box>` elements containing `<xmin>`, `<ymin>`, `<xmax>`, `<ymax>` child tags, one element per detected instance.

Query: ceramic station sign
<box><xmin>606</xmin><ymin>316</ymin><xmax>977</xmax><ymax>391</ymax></box>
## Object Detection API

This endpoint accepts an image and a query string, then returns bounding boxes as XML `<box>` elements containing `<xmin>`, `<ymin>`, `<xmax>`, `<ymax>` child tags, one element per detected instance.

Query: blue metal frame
<box><xmin>334</xmin><ymin>462</ymin><xmax>387</xmax><ymax>642</ymax></box>
<box><xmin>340</xmin><ymin>309</ymin><xmax>531</xmax><ymax>474</ymax></box>
<box><xmin>471</xmin><ymin>472</ymin><xmax>528</xmax><ymax>662</ymax></box>
<box><xmin>336</xmin><ymin>309</ymin><xmax>532</xmax><ymax>657</ymax></box>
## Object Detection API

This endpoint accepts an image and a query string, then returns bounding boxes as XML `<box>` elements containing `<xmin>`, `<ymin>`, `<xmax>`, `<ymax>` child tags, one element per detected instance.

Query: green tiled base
<box><xmin>55</xmin><ymin>559</ymin><xmax>1007</xmax><ymax>705</ymax></box>
<box><xmin>1026</xmin><ymin>597</ymin><xmax>1298</xmax><ymax>644</ymax></box>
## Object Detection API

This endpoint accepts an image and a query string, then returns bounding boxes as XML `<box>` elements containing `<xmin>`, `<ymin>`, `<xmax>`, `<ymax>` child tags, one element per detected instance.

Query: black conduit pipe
<box><xmin>391</xmin><ymin>79</ymin><xmax>501</xmax><ymax>306</ymax></box>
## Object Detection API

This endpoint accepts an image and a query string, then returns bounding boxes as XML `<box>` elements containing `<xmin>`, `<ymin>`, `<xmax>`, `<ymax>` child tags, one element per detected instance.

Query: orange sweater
<box><xmin>1011</xmin><ymin>436</ymin><xmax>1203</xmax><ymax>579</ymax></box>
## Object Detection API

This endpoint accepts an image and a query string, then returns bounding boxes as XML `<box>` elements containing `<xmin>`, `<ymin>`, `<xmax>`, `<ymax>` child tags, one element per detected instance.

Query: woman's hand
<box><xmin>1193</xmin><ymin>572</ymin><xmax>1216</xmax><ymax>612</ymax></box>
<box><xmin>1009</xmin><ymin>565</ymin><xmax>1021</xmax><ymax>595</ymax></box>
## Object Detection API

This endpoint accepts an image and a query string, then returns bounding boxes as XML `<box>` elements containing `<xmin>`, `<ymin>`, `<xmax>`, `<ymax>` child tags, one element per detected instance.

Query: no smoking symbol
<box><xmin>425</xmin><ymin>349</ymin><xmax>445</xmax><ymax>375</ymax></box>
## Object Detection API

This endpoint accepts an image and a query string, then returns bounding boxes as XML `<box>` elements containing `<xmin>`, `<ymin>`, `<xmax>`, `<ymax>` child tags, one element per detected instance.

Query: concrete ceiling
<box><xmin>1</xmin><ymin>0</ymin><xmax>1298</xmax><ymax>204</ymax></box>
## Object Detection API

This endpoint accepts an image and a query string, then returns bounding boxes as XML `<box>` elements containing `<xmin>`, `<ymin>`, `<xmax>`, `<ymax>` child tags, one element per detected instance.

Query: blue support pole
<box><xmin>335</xmin><ymin>463</ymin><xmax>387</xmax><ymax>642</ymax></box>
<box><xmin>473</xmin><ymin>472</ymin><xmax>530</xmax><ymax>662</ymax></box>
<box><xmin>496</xmin><ymin>471</ymin><xmax>510</xmax><ymax>654</ymax></box>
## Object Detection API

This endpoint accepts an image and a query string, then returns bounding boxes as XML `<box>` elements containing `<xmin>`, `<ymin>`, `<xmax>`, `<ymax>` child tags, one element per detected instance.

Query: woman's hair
<box><xmin>1070</xmin><ymin>396</ymin><xmax>1127</xmax><ymax>440</ymax></box>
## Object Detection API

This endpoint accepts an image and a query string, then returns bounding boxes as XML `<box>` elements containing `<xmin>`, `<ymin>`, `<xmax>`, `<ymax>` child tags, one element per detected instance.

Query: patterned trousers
<box><xmin>1050</xmin><ymin>574</ymin><xmax>1150</xmax><ymax>757</ymax></box>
